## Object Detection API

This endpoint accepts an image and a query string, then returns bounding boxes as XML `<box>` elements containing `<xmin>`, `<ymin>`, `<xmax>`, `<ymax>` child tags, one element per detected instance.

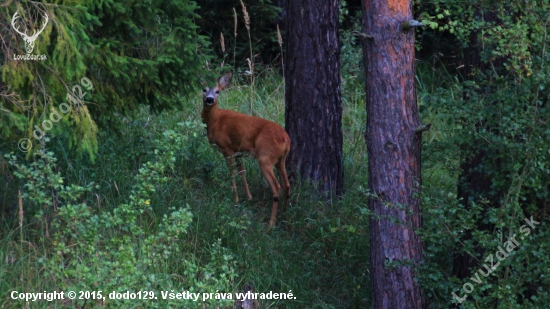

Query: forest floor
<box><xmin>0</xmin><ymin>67</ymin><xmax>456</xmax><ymax>308</ymax></box>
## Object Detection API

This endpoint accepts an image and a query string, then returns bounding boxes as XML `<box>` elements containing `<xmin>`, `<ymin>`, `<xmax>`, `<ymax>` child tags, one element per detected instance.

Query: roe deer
<box><xmin>201</xmin><ymin>72</ymin><xmax>291</xmax><ymax>227</ymax></box>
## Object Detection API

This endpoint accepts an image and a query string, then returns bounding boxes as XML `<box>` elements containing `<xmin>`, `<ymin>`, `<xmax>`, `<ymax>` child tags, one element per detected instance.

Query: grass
<box><xmin>0</xmin><ymin>57</ymin><xmax>470</xmax><ymax>308</ymax></box>
<box><xmin>0</xmin><ymin>69</ymin><xmax>372</xmax><ymax>308</ymax></box>
<box><xmin>2</xmin><ymin>8</ymin><xmax>548</xmax><ymax>308</ymax></box>
<box><xmin>0</xmin><ymin>56</ymin><xmax>469</xmax><ymax>308</ymax></box>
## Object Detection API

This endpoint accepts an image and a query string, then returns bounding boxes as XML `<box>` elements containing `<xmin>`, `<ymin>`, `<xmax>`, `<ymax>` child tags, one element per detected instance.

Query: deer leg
<box><xmin>258</xmin><ymin>157</ymin><xmax>281</xmax><ymax>227</ymax></box>
<box><xmin>225</xmin><ymin>155</ymin><xmax>239</xmax><ymax>202</ymax></box>
<box><xmin>237</xmin><ymin>157</ymin><xmax>253</xmax><ymax>200</ymax></box>
<box><xmin>276</xmin><ymin>158</ymin><xmax>290</xmax><ymax>212</ymax></box>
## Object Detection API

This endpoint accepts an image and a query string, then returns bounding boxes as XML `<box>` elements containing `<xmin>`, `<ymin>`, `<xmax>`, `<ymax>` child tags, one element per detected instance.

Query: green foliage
<box><xmin>340</xmin><ymin>9</ymin><xmax>365</xmax><ymax>97</ymax></box>
<box><xmin>3</xmin><ymin>122</ymin><xmax>237</xmax><ymax>308</ymax></box>
<box><xmin>4</xmin><ymin>149</ymin><xmax>95</xmax><ymax>238</ymax></box>
<box><xmin>0</xmin><ymin>71</ymin><xmax>370</xmax><ymax>308</ymax></box>
<box><xmin>3</xmin><ymin>1</ymin><xmax>549</xmax><ymax>308</ymax></box>
<box><xmin>83</xmin><ymin>0</ymin><xmax>211</xmax><ymax>116</ymax></box>
<box><xmin>1</xmin><ymin>0</ymin><xmax>211</xmax><ymax>160</ymax></box>
<box><xmin>416</xmin><ymin>1</ymin><xmax>550</xmax><ymax>307</ymax></box>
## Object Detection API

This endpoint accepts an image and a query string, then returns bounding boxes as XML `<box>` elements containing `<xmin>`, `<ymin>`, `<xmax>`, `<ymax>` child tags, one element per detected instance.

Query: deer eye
<box><xmin>203</xmin><ymin>89</ymin><xmax>207</xmax><ymax>93</ymax></box>
<box><xmin>215</xmin><ymin>90</ymin><xmax>220</xmax><ymax>94</ymax></box>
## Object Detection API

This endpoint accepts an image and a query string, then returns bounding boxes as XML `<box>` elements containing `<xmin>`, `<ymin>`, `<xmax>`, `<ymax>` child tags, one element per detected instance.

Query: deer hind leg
<box><xmin>237</xmin><ymin>157</ymin><xmax>253</xmax><ymax>200</ymax></box>
<box><xmin>225</xmin><ymin>155</ymin><xmax>239</xmax><ymax>202</ymax></box>
<box><xmin>276</xmin><ymin>157</ymin><xmax>290</xmax><ymax>212</ymax></box>
<box><xmin>258</xmin><ymin>157</ymin><xmax>281</xmax><ymax>227</ymax></box>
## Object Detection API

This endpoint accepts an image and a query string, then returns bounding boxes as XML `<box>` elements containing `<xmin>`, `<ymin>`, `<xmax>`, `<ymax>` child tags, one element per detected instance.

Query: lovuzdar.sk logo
<box><xmin>11</xmin><ymin>10</ymin><xmax>49</xmax><ymax>61</ymax></box>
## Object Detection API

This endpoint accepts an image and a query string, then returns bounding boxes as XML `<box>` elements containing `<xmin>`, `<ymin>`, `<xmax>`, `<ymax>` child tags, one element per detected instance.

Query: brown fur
<box><xmin>202</xmin><ymin>72</ymin><xmax>291</xmax><ymax>227</ymax></box>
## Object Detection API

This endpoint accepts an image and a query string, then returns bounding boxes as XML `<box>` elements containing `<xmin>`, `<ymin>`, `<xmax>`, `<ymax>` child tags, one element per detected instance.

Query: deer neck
<box><xmin>201</xmin><ymin>103</ymin><xmax>220</xmax><ymax>130</ymax></box>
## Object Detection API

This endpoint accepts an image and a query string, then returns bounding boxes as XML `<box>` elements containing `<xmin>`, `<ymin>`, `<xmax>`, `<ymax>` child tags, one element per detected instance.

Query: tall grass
<box><xmin>0</xmin><ymin>31</ymin><xmax>467</xmax><ymax>308</ymax></box>
<box><xmin>0</xmin><ymin>69</ymin><xmax>372</xmax><ymax>308</ymax></box>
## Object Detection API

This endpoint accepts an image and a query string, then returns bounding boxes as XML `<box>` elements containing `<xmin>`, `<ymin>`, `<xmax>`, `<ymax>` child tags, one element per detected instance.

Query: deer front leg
<box><xmin>225</xmin><ymin>156</ymin><xmax>239</xmax><ymax>202</ymax></box>
<box><xmin>237</xmin><ymin>157</ymin><xmax>253</xmax><ymax>201</ymax></box>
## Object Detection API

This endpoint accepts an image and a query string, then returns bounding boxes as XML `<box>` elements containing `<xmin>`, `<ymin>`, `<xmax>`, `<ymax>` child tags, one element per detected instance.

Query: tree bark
<box><xmin>283</xmin><ymin>0</ymin><xmax>343</xmax><ymax>195</ymax></box>
<box><xmin>360</xmin><ymin>0</ymin><xmax>425</xmax><ymax>308</ymax></box>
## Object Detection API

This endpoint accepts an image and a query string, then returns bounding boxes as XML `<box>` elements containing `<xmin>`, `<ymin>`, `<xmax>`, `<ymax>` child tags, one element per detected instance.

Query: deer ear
<box><xmin>218</xmin><ymin>72</ymin><xmax>233</xmax><ymax>89</ymax></box>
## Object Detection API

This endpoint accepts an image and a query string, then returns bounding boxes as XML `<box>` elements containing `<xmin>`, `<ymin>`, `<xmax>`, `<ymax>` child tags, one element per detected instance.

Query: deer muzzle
<box><xmin>205</xmin><ymin>97</ymin><xmax>215</xmax><ymax>105</ymax></box>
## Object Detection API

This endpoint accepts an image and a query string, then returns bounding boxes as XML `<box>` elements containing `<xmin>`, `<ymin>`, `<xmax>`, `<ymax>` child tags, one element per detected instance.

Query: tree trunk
<box><xmin>283</xmin><ymin>0</ymin><xmax>343</xmax><ymax>195</ymax></box>
<box><xmin>360</xmin><ymin>0</ymin><xmax>425</xmax><ymax>308</ymax></box>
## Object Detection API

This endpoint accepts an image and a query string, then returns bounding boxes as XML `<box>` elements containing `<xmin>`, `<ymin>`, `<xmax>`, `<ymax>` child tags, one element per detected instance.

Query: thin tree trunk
<box><xmin>360</xmin><ymin>0</ymin><xmax>425</xmax><ymax>308</ymax></box>
<box><xmin>283</xmin><ymin>0</ymin><xmax>343</xmax><ymax>195</ymax></box>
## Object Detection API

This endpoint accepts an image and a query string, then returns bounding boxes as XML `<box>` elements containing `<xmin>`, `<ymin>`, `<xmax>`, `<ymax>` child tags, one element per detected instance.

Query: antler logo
<box><xmin>11</xmin><ymin>11</ymin><xmax>49</xmax><ymax>54</ymax></box>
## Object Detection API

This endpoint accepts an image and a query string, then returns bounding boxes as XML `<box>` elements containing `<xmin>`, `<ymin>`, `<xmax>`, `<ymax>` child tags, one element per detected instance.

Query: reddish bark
<box><xmin>361</xmin><ymin>0</ymin><xmax>425</xmax><ymax>308</ymax></box>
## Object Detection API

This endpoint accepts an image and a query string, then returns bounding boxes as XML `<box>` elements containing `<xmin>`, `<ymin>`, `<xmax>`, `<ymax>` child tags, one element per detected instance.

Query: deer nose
<box><xmin>205</xmin><ymin>97</ymin><xmax>214</xmax><ymax>104</ymax></box>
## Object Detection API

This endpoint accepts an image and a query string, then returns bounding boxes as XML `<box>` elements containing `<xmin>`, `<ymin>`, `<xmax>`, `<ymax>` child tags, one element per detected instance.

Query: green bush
<box><xmin>417</xmin><ymin>1</ymin><xmax>550</xmax><ymax>307</ymax></box>
<box><xmin>3</xmin><ymin>123</ymin><xmax>237</xmax><ymax>308</ymax></box>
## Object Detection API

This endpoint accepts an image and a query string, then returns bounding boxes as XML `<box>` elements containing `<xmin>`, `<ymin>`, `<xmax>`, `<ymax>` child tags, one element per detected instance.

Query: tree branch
<box><xmin>402</xmin><ymin>20</ymin><xmax>424</xmax><ymax>30</ymax></box>
<box><xmin>415</xmin><ymin>124</ymin><xmax>431</xmax><ymax>133</ymax></box>
<box><xmin>352</xmin><ymin>30</ymin><xmax>373</xmax><ymax>40</ymax></box>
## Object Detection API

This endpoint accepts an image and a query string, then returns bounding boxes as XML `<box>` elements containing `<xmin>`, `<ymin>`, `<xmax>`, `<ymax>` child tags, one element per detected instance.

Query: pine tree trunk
<box><xmin>360</xmin><ymin>0</ymin><xmax>425</xmax><ymax>308</ymax></box>
<box><xmin>283</xmin><ymin>0</ymin><xmax>343</xmax><ymax>195</ymax></box>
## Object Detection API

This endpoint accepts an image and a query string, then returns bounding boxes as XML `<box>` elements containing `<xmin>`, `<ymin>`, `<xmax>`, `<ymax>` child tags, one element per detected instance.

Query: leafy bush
<box><xmin>1</xmin><ymin>72</ymin><xmax>372</xmax><ymax>307</ymax></box>
<box><xmin>3</xmin><ymin>122</ymin><xmax>237</xmax><ymax>308</ymax></box>
<box><xmin>417</xmin><ymin>1</ymin><xmax>550</xmax><ymax>307</ymax></box>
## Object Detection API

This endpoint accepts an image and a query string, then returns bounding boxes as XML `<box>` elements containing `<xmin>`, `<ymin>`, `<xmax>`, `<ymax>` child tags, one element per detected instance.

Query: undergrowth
<box><xmin>0</xmin><ymin>71</ymin><xmax>370</xmax><ymax>308</ymax></box>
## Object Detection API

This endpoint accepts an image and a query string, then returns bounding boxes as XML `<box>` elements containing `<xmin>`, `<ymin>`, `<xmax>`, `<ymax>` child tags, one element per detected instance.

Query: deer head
<box><xmin>202</xmin><ymin>72</ymin><xmax>232</xmax><ymax>106</ymax></box>
<box><xmin>11</xmin><ymin>11</ymin><xmax>49</xmax><ymax>54</ymax></box>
